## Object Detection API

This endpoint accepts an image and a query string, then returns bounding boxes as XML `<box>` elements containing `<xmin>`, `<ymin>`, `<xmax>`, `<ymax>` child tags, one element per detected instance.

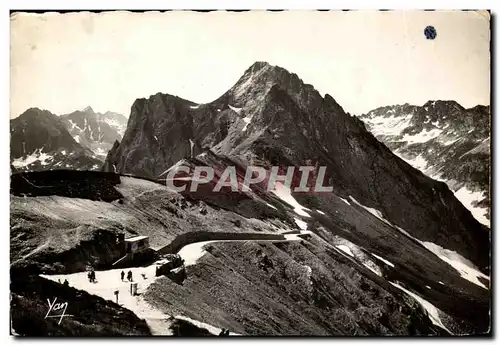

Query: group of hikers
<box><xmin>121</xmin><ymin>270</ymin><xmax>134</xmax><ymax>282</ymax></box>
<box><xmin>83</xmin><ymin>268</ymin><xmax>138</xmax><ymax>284</ymax></box>
<box><xmin>218</xmin><ymin>328</ymin><xmax>231</xmax><ymax>336</ymax></box>
<box><xmin>81</xmin><ymin>269</ymin><xmax>142</xmax><ymax>284</ymax></box>
<box><xmin>58</xmin><ymin>278</ymin><xmax>69</xmax><ymax>287</ymax></box>
<box><xmin>87</xmin><ymin>269</ymin><xmax>96</xmax><ymax>283</ymax></box>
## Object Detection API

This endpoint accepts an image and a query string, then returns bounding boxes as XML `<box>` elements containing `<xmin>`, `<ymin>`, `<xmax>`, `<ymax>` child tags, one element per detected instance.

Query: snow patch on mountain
<box><xmin>390</xmin><ymin>282</ymin><xmax>452</xmax><ymax>334</ymax></box>
<box><xmin>271</xmin><ymin>182</ymin><xmax>311</xmax><ymax>217</ymax></box>
<box><xmin>398</xmin><ymin>153</ymin><xmax>429</xmax><ymax>172</ymax></box>
<box><xmin>294</xmin><ymin>218</ymin><xmax>308</xmax><ymax>231</ymax></box>
<box><xmin>228</xmin><ymin>105</ymin><xmax>242</xmax><ymax>114</ymax></box>
<box><xmin>349</xmin><ymin>196</ymin><xmax>391</xmax><ymax>226</ymax></box>
<box><xmin>440</xmin><ymin>137</ymin><xmax>460</xmax><ymax>146</ymax></box>
<box><xmin>361</xmin><ymin>113</ymin><xmax>413</xmax><ymax>136</ymax></box>
<box><xmin>68</xmin><ymin>120</ymin><xmax>81</xmax><ymax>131</ymax></box>
<box><xmin>101</xmin><ymin>118</ymin><xmax>127</xmax><ymax>137</ymax></box>
<box><xmin>393</xmin><ymin>224</ymin><xmax>489</xmax><ymax>289</ymax></box>
<box><xmin>401</xmin><ymin>128</ymin><xmax>442</xmax><ymax>144</ymax></box>
<box><xmin>94</xmin><ymin>147</ymin><xmax>108</xmax><ymax>158</ymax></box>
<box><xmin>459</xmin><ymin>138</ymin><xmax>490</xmax><ymax>159</ymax></box>
<box><xmin>339</xmin><ymin>197</ymin><xmax>351</xmax><ymax>206</ymax></box>
<box><xmin>347</xmin><ymin>195</ymin><xmax>489</xmax><ymax>289</ymax></box>
<box><xmin>266</xmin><ymin>202</ymin><xmax>277</xmax><ymax>210</ymax></box>
<box><xmin>242</xmin><ymin>116</ymin><xmax>252</xmax><ymax>132</ymax></box>
<box><xmin>454</xmin><ymin>187</ymin><xmax>489</xmax><ymax>227</ymax></box>
<box><xmin>336</xmin><ymin>245</ymin><xmax>354</xmax><ymax>257</ymax></box>
<box><xmin>421</xmin><ymin>241</ymin><xmax>489</xmax><ymax>289</ymax></box>
<box><xmin>332</xmin><ymin>237</ymin><xmax>383</xmax><ymax>276</ymax></box>
<box><xmin>12</xmin><ymin>149</ymin><xmax>53</xmax><ymax>168</ymax></box>
<box><xmin>371</xmin><ymin>253</ymin><xmax>395</xmax><ymax>267</ymax></box>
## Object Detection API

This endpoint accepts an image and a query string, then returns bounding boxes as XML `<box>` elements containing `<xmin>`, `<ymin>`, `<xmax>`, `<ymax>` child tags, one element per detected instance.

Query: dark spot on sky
<box><xmin>424</xmin><ymin>26</ymin><xmax>437</xmax><ymax>40</ymax></box>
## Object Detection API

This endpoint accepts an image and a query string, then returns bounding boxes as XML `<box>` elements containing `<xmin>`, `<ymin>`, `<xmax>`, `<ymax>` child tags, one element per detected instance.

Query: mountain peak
<box><xmin>230</xmin><ymin>61</ymin><xmax>320</xmax><ymax>108</ymax></box>
<box><xmin>422</xmin><ymin>100</ymin><xmax>465</xmax><ymax>111</ymax></box>
<box><xmin>246</xmin><ymin>61</ymin><xmax>271</xmax><ymax>73</ymax></box>
<box><xmin>82</xmin><ymin>106</ymin><xmax>95</xmax><ymax>113</ymax></box>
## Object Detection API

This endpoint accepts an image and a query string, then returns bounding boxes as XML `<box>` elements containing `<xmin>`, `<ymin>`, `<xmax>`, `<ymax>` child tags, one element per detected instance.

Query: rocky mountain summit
<box><xmin>358</xmin><ymin>101</ymin><xmax>490</xmax><ymax>226</ymax></box>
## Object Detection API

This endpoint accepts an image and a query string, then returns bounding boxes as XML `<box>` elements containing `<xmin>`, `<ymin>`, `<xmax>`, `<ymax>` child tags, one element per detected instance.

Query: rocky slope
<box><xmin>10</xmin><ymin>172</ymin><xmax>490</xmax><ymax>335</ymax></box>
<box><xmin>358</xmin><ymin>101</ymin><xmax>490</xmax><ymax>226</ymax></box>
<box><xmin>10</xmin><ymin>108</ymin><xmax>103</xmax><ymax>172</ymax></box>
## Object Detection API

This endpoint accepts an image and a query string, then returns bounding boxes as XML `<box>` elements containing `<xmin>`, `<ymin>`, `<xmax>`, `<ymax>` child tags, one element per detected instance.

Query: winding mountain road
<box><xmin>40</xmin><ymin>230</ymin><xmax>312</xmax><ymax>335</ymax></box>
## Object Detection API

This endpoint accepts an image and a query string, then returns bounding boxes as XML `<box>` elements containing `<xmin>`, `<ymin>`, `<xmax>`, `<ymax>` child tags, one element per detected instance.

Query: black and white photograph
<box><xmin>9</xmin><ymin>9</ymin><xmax>491</xmax><ymax>336</ymax></box>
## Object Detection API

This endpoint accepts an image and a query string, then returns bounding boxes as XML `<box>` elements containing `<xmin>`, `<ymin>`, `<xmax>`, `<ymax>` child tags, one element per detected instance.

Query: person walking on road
<box><xmin>120</xmin><ymin>270</ymin><xmax>125</xmax><ymax>281</ymax></box>
<box><xmin>127</xmin><ymin>270</ymin><xmax>133</xmax><ymax>282</ymax></box>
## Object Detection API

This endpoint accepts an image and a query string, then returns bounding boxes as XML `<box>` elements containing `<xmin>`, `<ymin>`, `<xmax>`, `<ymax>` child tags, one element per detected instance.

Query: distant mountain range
<box><xmin>357</xmin><ymin>101</ymin><xmax>490</xmax><ymax>227</ymax></box>
<box><xmin>10</xmin><ymin>107</ymin><xmax>127</xmax><ymax>172</ymax></box>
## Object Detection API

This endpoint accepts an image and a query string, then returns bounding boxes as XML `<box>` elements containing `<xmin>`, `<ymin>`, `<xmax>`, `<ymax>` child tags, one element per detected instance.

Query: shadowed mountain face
<box><xmin>10</xmin><ymin>108</ymin><xmax>103</xmax><ymax>172</ymax></box>
<box><xmin>358</xmin><ymin>101</ymin><xmax>490</xmax><ymax>227</ymax></box>
<box><xmin>104</xmin><ymin>62</ymin><xmax>489</xmax><ymax>272</ymax></box>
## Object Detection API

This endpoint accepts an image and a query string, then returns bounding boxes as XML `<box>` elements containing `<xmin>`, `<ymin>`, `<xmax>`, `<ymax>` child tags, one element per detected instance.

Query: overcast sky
<box><xmin>10</xmin><ymin>10</ymin><xmax>490</xmax><ymax>118</ymax></box>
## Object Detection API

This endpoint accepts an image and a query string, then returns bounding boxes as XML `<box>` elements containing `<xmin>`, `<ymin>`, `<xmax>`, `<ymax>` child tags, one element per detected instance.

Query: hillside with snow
<box><xmin>358</xmin><ymin>101</ymin><xmax>490</xmax><ymax>226</ymax></box>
